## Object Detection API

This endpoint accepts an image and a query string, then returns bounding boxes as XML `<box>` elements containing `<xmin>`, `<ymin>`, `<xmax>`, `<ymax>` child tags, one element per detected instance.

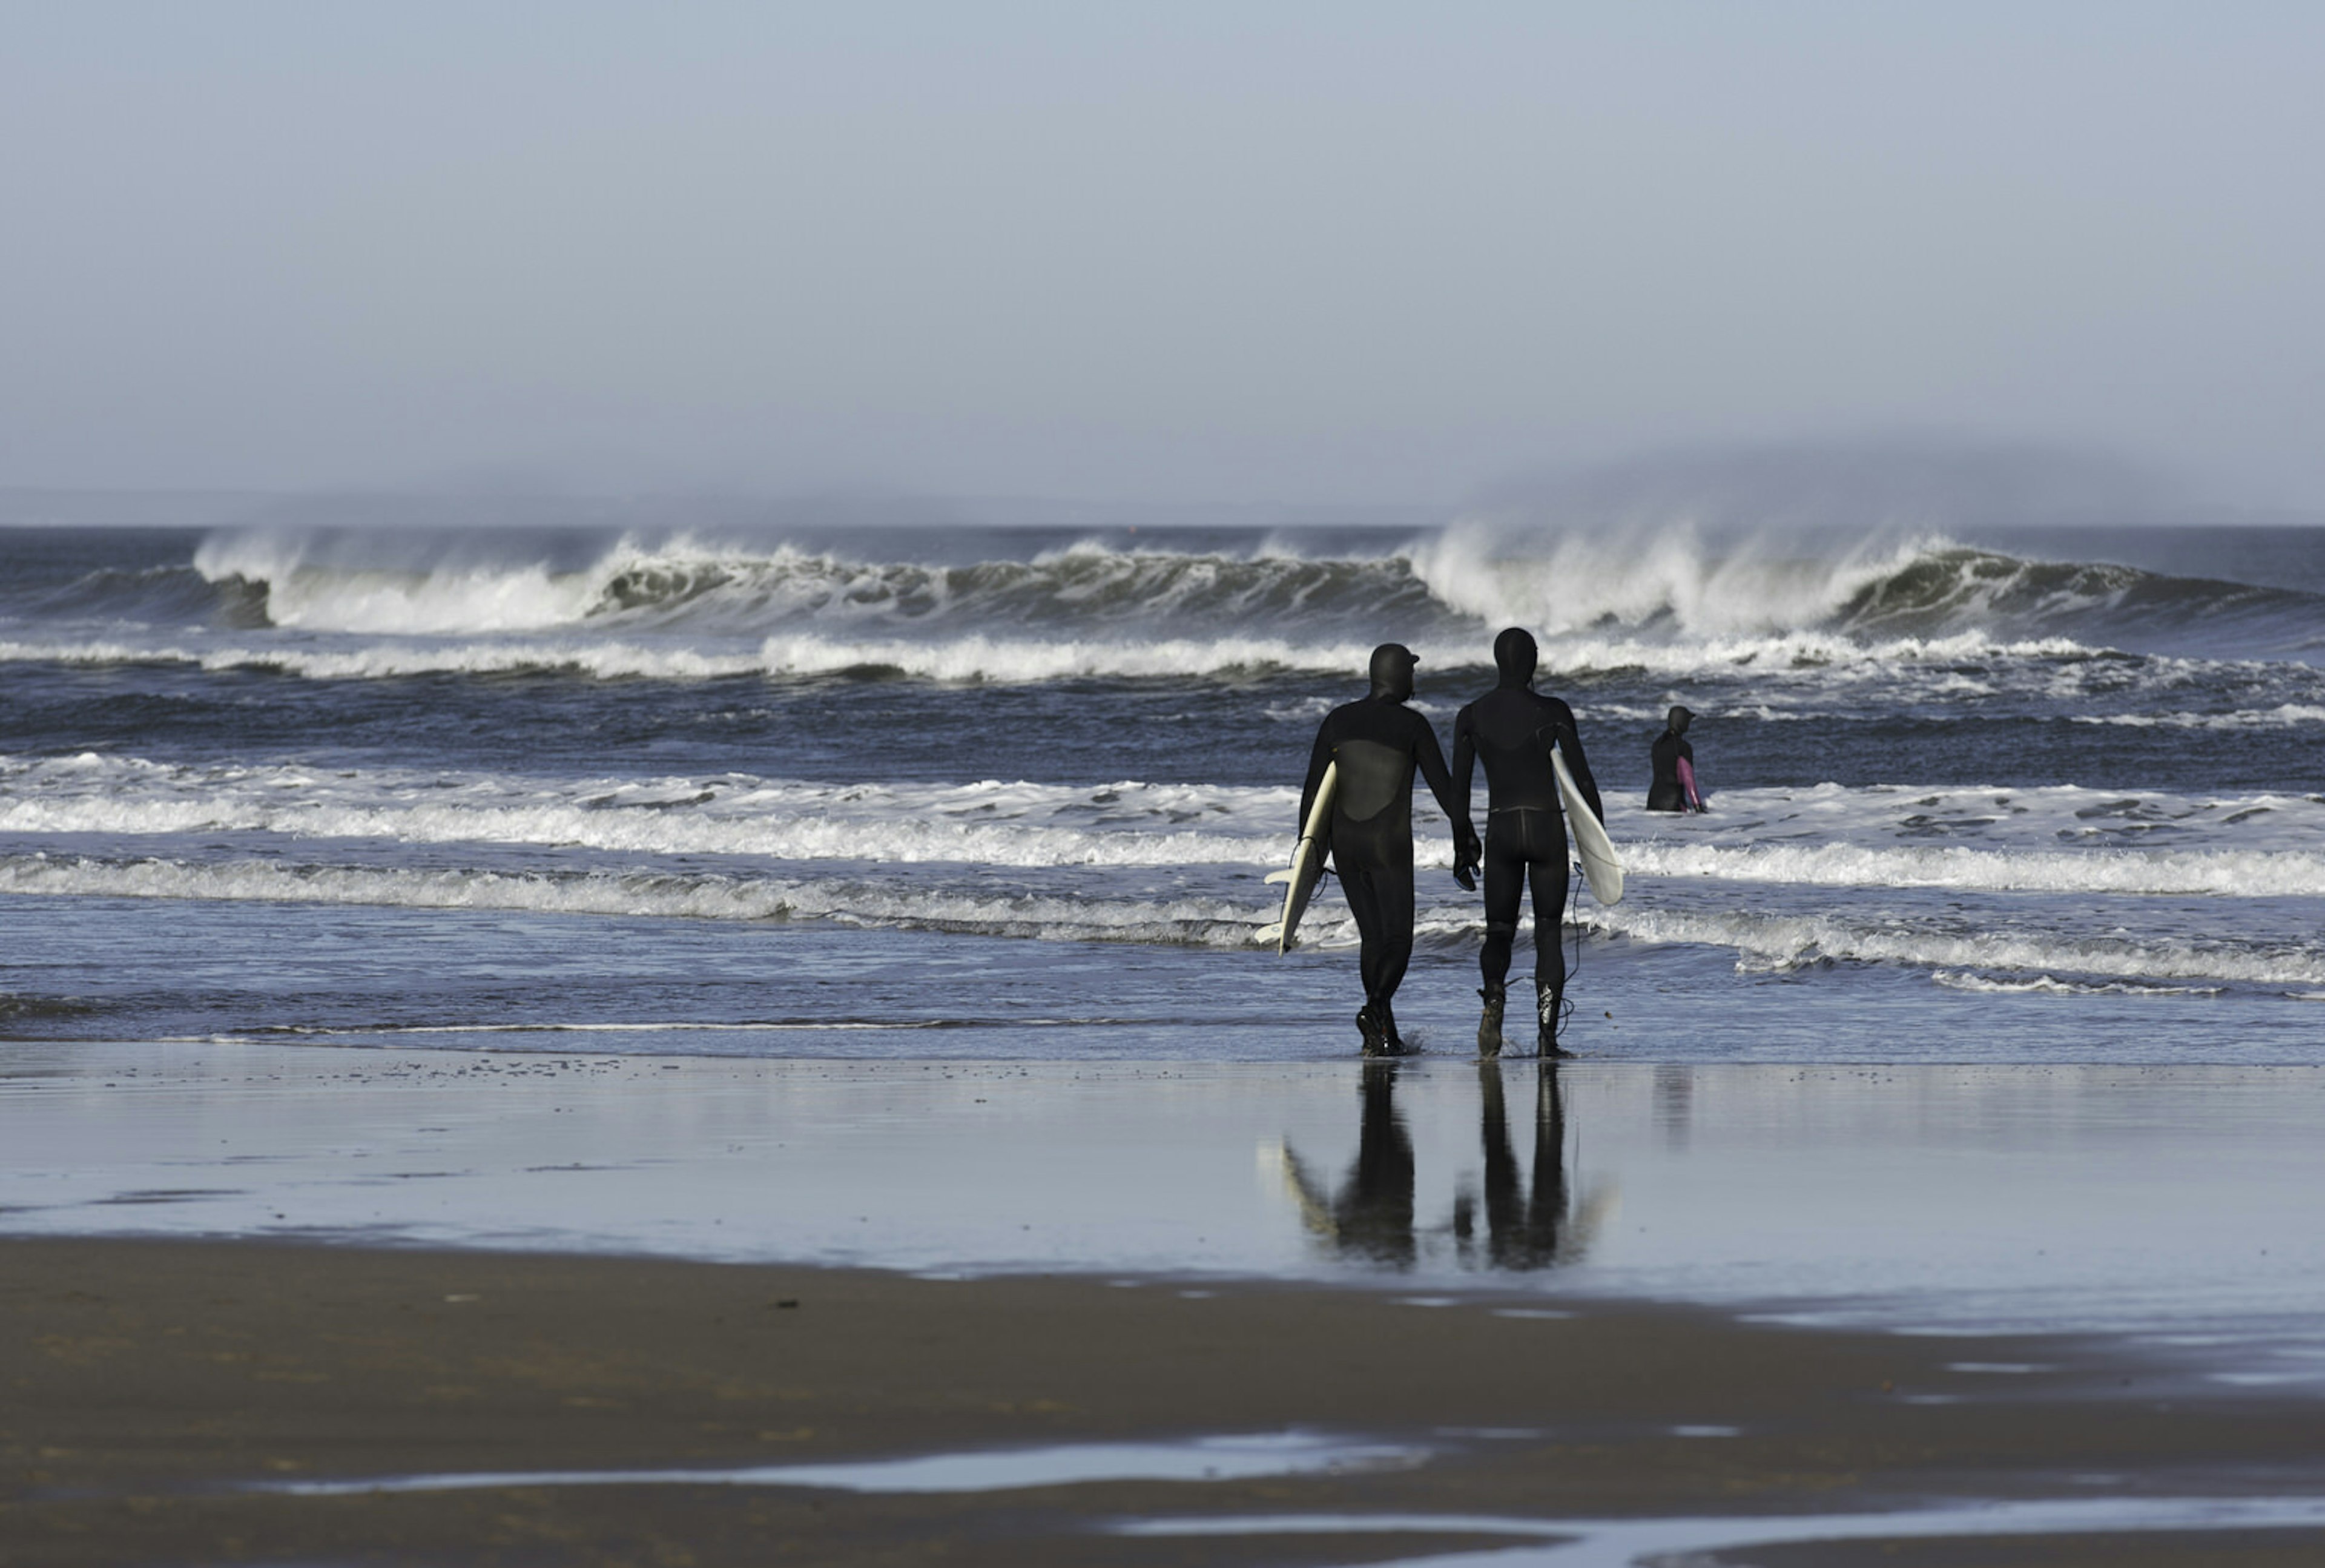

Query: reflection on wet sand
<box><xmin>1279</xmin><ymin>1063</ymin><xmax>1417</xmax><ymax>1266</ymax></box>
<box><xmin>1281</xmin><ymin>1061</ymin><xmax>1608</xmax><ymax>1273</ymax></box>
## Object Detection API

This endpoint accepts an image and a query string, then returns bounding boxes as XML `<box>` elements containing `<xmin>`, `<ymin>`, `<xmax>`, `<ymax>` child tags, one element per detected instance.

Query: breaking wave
<box><xmin>1582</xmin><ymin>904</ymin><xmax>2325</xmax><ymax>990</ymax></box>
<box><xmin>2</xmin><ymin>526</ymin><xmax>2309</xmax><ymax>685</ymax></box>
<box><xmin>0</xmin><ymin>854</ymin><xmax>1274</xmax><ymax>948</ymax></box>
<box><xmin>0</xmin><ymin>754</ymin><xmax>1292</xmax><ymax>868</ymax></box>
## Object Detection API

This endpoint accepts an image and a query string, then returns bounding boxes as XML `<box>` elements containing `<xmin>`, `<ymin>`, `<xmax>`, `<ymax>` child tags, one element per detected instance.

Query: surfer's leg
<box><xmin>1337</xmin><ymin>854</ymin><xmax>1399</xmax><ymax>1053</ymax></box>
<box><xmin>1339</xmin><ymin>858</ymin><xmax>1385</xmax><ymax>983</ymax></box>
<box><xmin>1480</xmin><ymin>823</ymin><xmax>1523</xmax><ymax>987</ymax></box>
<box><xmin>1367</xmin><ymin>855</ymin><xmax>1416</xmax><ymax>1046</ymax></box>
<box><xmin>1478</xmin><ymin>820</ymin><xmax>1525</xmax><ymax>1055</ymax></box>
<box><xmin>1528</xmin><ymin>820</ymin><xmax>1574</xmax><ymax>1056</ymax></box>
<box><xmin>1528</xmin><ymin>849</ymin><xmax>1570</xmax><ymax>1001</ymax></box>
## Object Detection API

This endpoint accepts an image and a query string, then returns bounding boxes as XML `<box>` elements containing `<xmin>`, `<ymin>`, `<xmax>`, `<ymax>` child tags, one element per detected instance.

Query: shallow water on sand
<box><xmin>7</xmin><ymin>1047</ymin><xmax>2323</xmax><ymax>1384</ymax></box>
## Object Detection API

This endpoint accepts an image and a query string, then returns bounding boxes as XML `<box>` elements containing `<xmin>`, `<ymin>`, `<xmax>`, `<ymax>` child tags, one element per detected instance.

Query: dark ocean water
<box><xmin>6</xmin><ymin>515</ymin><xmax>2325</xmax><ymax>1061</ymax></box>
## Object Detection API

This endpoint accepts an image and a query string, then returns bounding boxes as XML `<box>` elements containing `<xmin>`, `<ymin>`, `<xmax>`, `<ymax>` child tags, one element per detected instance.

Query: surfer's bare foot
<box><xmin>1357</xmin><ymin>1004</ymin><xmax>1388</xmax><ymax>1056</ymax></box>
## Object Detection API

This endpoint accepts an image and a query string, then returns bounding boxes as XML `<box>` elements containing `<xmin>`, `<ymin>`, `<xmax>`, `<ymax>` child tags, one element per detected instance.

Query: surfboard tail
<box><xmin>1551</xmin><ymin>744</ymin><xmax>1624</xmax><ymax>906</ymax></box>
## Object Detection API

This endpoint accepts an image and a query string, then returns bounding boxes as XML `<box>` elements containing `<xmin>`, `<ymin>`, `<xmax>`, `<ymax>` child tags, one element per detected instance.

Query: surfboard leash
<box><xmin>1559</xmin><ymin>869</ymin><xmax>1583</xmax><ymax>1039</ymax></box>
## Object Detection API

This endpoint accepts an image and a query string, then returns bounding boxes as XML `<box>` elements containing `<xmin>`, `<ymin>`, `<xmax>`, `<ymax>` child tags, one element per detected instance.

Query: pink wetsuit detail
<box><xmin>1676</xmin><ymin>755</ymin><xmax>1703</xmax><ymax>811</ymax></box>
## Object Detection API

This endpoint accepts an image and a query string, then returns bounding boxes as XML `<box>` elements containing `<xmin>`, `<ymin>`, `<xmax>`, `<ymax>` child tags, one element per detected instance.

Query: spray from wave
<box><xmin>173</xmin><ymin>527</ymin><xmax>2316</xmax><ymax>647</ymax></box>
<box><xmin>3</xmin><ymin>448</ymin><xmax>2307</xmax><ymax>684</ymax></box>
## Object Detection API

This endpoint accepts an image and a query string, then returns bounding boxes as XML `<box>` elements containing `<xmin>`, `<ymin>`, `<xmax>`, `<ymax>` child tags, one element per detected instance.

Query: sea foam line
<box><xmin>1583</xmin><ymin>905</ymin><xmax>2325</xmax><ymax>988</ymax></box>
<box><xmin>0</xmin><ymin>855</ymin><xmax>1276</xmax><ymax>947</ymax></box>
<box><xmin>1625</xmin><ymin>840</ymin><xmax>2325</xmax><ymax>898</ymax></box>
<box><xmin>0</xmin><ymin>757</ymin><xmax>1293</xmax><ymax>868</ymax></box>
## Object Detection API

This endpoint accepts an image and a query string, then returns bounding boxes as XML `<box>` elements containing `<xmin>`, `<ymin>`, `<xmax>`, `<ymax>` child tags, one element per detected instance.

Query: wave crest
<box><xmin>0</xmin><ymin>523</ymin><xmax>2290</xmax><ymax>683</ymax></box>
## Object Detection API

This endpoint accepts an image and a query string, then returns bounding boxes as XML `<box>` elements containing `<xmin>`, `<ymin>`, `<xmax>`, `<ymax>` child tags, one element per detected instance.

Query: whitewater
<box><xmin>6</xmin><ymin>515</ymin><xmax>2325</xmax><ymax>1062</ymax></box>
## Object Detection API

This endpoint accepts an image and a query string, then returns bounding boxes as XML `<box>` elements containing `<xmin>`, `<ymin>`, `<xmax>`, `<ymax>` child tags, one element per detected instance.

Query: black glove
<box><xmin>1453</xmin><ymin>824</ymin><xmax>1482</xmax><ymax>891</ymax></box>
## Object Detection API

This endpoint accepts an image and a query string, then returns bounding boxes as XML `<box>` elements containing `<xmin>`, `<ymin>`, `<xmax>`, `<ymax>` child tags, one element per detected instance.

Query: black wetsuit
<box><xmin>1451</xmin><ymin>648</ymin><xmax>1603</xmax><ymax>1004</ymax></box>
<box><xmin>1647</xmin><ymin>730</ymin><xmax>1695</xmax><ymax>812</ymax></box>
<box><xmin>1300</xmin><ymin>688</ymin><xmax>1466</xmax><ymax>1013</ymax></box>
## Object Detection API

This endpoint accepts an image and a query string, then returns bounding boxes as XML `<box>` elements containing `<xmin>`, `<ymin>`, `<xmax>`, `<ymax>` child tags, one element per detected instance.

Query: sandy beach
<box><xmin>7</xmin><ymin>1050</ymin><xmax>2325</xmax><ymax>1564</ymax></box>
<box><xmin>9</xmin><ymin>1236</ymin><xmax>2325</xmax><ymax>1567</ymax></box>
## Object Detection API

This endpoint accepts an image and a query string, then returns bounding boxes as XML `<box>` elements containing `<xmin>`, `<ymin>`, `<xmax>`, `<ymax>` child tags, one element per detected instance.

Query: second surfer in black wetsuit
<box><xmin>1647</xmin><ymin>705</ymin><xmax>1707</xmax><ymax>812</ymax></box>
<box><xmin>1451</xmin><ymin>627</ymin><xmax>1604</xmax><ymax>1058</ymax></box>
<box><xmin>1300</xmin><ymin>644</ymin><xmax>1477</xmax><ymax>1056</ymax></box>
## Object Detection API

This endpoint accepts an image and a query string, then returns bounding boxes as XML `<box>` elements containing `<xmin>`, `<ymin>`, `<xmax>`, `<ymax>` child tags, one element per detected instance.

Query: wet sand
<box><xmin>7</xmin><ymin>1237</ymin><xmax>2324</xmax><ymax>1566</ymax></box>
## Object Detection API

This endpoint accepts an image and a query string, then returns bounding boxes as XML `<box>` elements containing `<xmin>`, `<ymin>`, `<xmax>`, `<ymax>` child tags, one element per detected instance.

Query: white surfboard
<box><xmin>1258</xmin><ymin>761</ymin><xmax>1337</xmax><ymax>952</ymax></box>
<box><xmin>1552</xmin><ymin>745</ymin><xmax>1623</xmax><ymax>904</ymax></box>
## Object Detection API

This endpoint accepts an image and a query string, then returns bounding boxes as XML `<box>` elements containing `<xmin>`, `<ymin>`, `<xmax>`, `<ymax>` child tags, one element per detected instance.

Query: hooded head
<box><xmin>1492</xmin><ymin>627</ymin><xmax>1537</xmax><ymax>690</ymax></box>
<box><xmin>1667</xmin><ymin>705</ymin><xmax>1693</xmax><ymax>736</ymax></box>
<box><xmin>1368</xmin><ymin>642</ymin><xmax>1418</xmax><ymax>702</ymax></box>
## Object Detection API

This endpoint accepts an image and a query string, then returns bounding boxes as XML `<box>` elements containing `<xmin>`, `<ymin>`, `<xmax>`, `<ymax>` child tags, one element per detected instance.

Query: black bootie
<box><xmin>1477</xmin><ymin>981</ymin><xmax>1506</xmax><ymax>1057</ymax></box>
<box><xmin>1536</xmin><ymin>982</ymin><xmax>1575</xmax><ymax>1059</ymax></box>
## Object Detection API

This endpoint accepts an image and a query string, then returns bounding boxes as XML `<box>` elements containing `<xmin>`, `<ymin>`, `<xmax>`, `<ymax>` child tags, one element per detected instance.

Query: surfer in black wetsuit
<box><xmin>1647</xmin><ymin>706</ymin><xmax>1707</xmax><ymax>812</ymax></box>
<box><xmin>1300</xmin><ymin>644</ymin><xmax>1477</xmax><ymax>1055</ymax></box>
<box><xmin>1451</xmin><ymin>627</ymin><xmax>1604</xmax><ymax>1058</ymax></box>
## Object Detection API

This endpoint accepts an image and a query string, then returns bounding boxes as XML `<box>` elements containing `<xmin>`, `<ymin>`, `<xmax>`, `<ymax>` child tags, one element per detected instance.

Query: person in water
<box><xmin>1299</xmin><ymin>643</ymin><xmax>1477</xmax><ymax>1055</ymax></box>
<box><xmin>1647</xmin><ymin>705</ymin><xmax>1707</xmax><ymax>812</ymax></box>
<box><xmin>1450</xmin><ymin>627</ymin><xmax>1604</xmax><ymax>1057</ymax></box>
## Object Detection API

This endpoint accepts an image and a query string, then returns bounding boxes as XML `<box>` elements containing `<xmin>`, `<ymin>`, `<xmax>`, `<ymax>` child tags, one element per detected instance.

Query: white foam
<box><xmin>1409</xmin><ymin>523</ymin><xmax>1932</xmax><ymax>639</ymax></box>
<box><xmin>0</xmin><ymin>636</ymin><xmax>772</xmax><ymax>681</ymax></box>
<box><xmin>265</xmin><ymin>1431</ymin><xmax>1426</xmax><ymax>1497</ymax></box>
<box><xmin>748</xmin><ymin>631</ymin><xmax>1380</xmax><ymax>682</ymax></box>
<box><xmin>0</xmin><ymin>755</ymin><xmax>1293</xmax><ymax>868</ymax></box>
<box><xmin>2072</xmin><ymin>704</ymin><xmax>2325</xmax><ymax>730</ymax></box>
<box><xmin>192</xmin><ymin>532</ymin><xmax>601</xmax><ymax>633</ymax></box>
<box><xmin>1626</xmin><ymin>840</ymin><xmax>2325</xmax><ymax>898</ymax></box>
<box><xmin>1930</xmin><ymin>972</ymin><xmax>2224</xmax><ymax>999</ymax></box>
<box><xmin>0</xmin><ymin>853</ymin><xmax>1278</xmax><ymax>947</ymax></box>
<box><xmin>1585</xmin><ymin>904</ymin><xmax>2325</xmax><ymax>989</ymax></box>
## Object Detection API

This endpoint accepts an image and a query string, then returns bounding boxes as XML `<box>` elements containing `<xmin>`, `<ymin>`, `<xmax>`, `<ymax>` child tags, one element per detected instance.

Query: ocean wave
<box><xmin>18</xmin><ymin>756</ymin><xmax>2325</xmax><ymax>895</ymax></box>
<box><xmin>2069</xmin><ymin>705</ymin><xmax>2325</xmax><ymax>730</ymax></box>
<box><xmin>187</xmin><ymin>530</ymin><xmax>1450</xmax><ymax>641</ymax></box>
<box><xmin>12</xmin><ymin>518</ymin><xmax>2316</xmax><ymax>691</ymax></box>
<box><xmin>1930</xmin><ymin>971</ymin><xmax>2224</xmax><ymax>998</ymax></box>
<box><xmin>0</xmin><ymin>633</ymin><xmax>1391</xmax><ymax>682</ymax></box>
<box><xmin>1624</xmin><ymin>840</ymin><xmax>2325</xmax><ymax>898</ymax></box>
<box><xmin>1585</xmin><ymin>905</ymin><xmax>2325</xmax><ymax>989</ymax></box>
<box><xmin>52</xmin><ymin>525</ymin><xmax>2294</xmax><ymax>661</ymax></box>
<box><xmin>0</xmin><ymin>853</ymin><xmax>1277</xmax><ymax>947</ymax></box>
<box><xmin>0</xmin><ymin>625</ymin><xmax>2162</xmax><ymax>689</ymax></box>
<box><xmin>1417</xmin><ymin>524</ymin><xmax>2324</xmax><ymax>644</ymax></box>
<box><xmin>0</xmin><ymin>755</ymin><xmax>1293</xmax><ymax>868</ymax></box>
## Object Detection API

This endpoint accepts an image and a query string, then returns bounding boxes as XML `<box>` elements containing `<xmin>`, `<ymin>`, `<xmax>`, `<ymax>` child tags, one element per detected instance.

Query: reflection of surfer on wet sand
<box><xmin>1459</xmin><ymin>1061</ymin><xmax>1578</xmax><ymax>1271</ymax></box>
<box><xmin>1277</xmin><ymin>1062</ymin><xmax>1417</xmax><ymax>1267</ymax></box>
<box><xmin>1277</xmin><ymin>1061</ymin><xmax>1611</xmax><ymax>1274</ymax></box>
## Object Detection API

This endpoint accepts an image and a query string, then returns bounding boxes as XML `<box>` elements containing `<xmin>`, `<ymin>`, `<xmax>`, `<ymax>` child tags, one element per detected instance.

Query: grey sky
<box><xmin>5</xmin><ymin>2</ymin><xmax>2320</xmax><ymax>508</ymax></box>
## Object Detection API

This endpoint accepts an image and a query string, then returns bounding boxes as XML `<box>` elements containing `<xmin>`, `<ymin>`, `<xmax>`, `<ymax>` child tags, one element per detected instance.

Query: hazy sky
<box><xmin>5</xmin><ymin>2</ymin><xmax>2320</xmax><ymax>508</ymax></box>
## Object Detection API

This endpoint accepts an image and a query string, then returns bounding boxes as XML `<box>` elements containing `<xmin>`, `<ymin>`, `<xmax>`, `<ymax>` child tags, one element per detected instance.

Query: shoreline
<box><xmin>8</xmin><ymin>1049</ymin><xmax>2325</xmax><ymax>1359</ymax></box>
<box><xmin>8</xmin><ymin>1236</ymin><xmax>2325</xmax><ymax>1566</ymax></box>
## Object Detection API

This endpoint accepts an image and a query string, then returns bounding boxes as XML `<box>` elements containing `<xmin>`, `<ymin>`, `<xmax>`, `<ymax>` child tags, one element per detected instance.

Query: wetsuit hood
<box><xmin>1368</xmin><ymin>643</ymin><xmax>1418</xmax><ymax>703</ymax></box>
<box><xmin>1667</xmin><ymin>705</ymin><xmax>1693</xmax><ymax>736</ymax></box>
<box><xmin>1492</xmin><ymin>627</ymin><xmax>1537</xmax><ymax>690</ymax></box>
